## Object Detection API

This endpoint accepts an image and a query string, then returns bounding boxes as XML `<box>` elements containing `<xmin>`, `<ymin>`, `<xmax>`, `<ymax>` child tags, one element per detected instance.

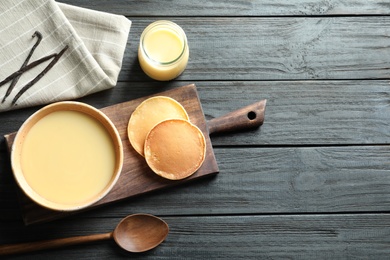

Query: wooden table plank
<box><xmin>76</xmin><ymin>146</ymin><xmax>390</xmax><ymax>217</ymax></box>
<box><xmin>198</xmin><ymin>80</ymin><xmax>390</xmax><ymax>145</ymax></box>
<box><xmin>2</xmin><ymin>146</ymin><xmax>390</xmax><ymax>221</ymax></box>
<box><xmin>60</xmin><ymin>0</ymin><xmax>390</xmax><ymax>16</ymax></box>
<box><xmin>118</xmin><ymin>17</ymin><xmax>390</xmax><ymax>81</ymax></box>
<box><xmin>2</xmin><ymin>80</ymin><xmax>390</xmax><ymax>147</ymax></box>
<box><xmin>0</xmin><ymin>214</ymin><xmax>389</xmax><ymax>259</ymax></box>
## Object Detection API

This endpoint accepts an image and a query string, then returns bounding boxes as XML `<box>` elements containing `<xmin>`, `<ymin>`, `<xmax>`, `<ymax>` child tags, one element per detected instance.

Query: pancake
<box><xmin>144</xmin><ymin>119</ymin><xmax>206</xmax><ymax>180</ymax></box>
<box><xmin>127</xmin><ymin>96</ymin><xmax>189</xmax><ymax>156</ymax></box>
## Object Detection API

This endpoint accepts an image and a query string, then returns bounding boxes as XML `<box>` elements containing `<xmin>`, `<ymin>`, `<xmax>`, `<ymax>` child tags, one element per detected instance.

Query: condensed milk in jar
<box><xmin>138</xmin><ymin>20</ymin><xmax>189</xmax><ymax>81</ymax></box>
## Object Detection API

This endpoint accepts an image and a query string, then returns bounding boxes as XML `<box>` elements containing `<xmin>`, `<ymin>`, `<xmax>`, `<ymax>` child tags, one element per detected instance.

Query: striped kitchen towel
<box><xmin>0</xmin><ymin>0</ymin><xmax>131</xmax><ymax>112</ymax></box>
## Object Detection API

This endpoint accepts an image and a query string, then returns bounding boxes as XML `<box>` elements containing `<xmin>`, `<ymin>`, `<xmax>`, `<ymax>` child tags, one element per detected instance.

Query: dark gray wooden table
<box><xmin>1</xmin><ymin>1</ymin><xmax>390</xmax><ymax>259</ymax></box>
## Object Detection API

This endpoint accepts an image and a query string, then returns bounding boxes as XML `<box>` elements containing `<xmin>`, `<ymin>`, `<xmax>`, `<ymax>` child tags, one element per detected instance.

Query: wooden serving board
<box><xmin>5</xmin><ymin>84</ymin><xmax>266</xmax><ymax>225</ymax></box>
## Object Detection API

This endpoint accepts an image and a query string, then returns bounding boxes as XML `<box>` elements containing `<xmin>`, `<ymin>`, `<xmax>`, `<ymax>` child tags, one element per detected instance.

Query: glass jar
<box><xmin>138</xmin><ymin>20</ymin><xmax>189</xmax><ymax>81</ymax></box>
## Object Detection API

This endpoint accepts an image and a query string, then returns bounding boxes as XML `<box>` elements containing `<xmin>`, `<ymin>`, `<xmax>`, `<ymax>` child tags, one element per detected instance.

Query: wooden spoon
<box><xmin>0</xmin><ymin>213</ymin><xmax>169</xmax><ymax>255</ymax></box>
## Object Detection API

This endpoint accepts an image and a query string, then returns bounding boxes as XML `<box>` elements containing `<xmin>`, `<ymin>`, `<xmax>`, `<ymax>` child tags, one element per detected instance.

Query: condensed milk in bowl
<box><xmin>11</xmin><ymin>101</ymin><xmax>123</xmax><ymax>212</ymax></box>
<box><xmin>138</xmin><ymin>20</ymin><xmax>189</xmax><ymax>81</ymax></box>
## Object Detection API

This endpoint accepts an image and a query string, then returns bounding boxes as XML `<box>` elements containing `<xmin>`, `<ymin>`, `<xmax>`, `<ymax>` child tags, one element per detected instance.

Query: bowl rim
<box><xmin>11</xmin><ymin>101</ymin><xmax>124</xmax><ymax>212</ymax></box>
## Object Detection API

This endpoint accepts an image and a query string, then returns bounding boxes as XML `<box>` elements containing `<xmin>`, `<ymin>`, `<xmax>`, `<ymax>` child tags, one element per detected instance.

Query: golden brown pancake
<box><xmin>127</xmin><ymin>96</ymin><xmax>189</xmax><ymax>156</ymax></box>
<box><xmin>144</xmin><ymin>119</ymin><xmax>206</xmax><ymax>180</ymax></box>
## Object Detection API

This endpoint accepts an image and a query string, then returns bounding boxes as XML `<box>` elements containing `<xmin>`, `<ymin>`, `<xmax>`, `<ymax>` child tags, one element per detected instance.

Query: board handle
<box><xmin>207</xmin><ymin>99</ymin><xmax>267</xmax><ymax>135</ymax></box>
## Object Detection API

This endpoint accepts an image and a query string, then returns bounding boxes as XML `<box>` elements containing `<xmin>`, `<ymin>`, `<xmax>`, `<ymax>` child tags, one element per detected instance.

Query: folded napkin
<box><xmin>0</xmin><ymin>0</ymin><xmax>131</xmax><ymax>112</ymax></box>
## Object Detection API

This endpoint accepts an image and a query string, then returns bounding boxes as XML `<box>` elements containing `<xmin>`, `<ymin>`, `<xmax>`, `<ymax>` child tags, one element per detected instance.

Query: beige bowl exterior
<box><xmin>11</xmin><ymin>101</ymin><xmax>123</xmax><ymax>212</ymax></box>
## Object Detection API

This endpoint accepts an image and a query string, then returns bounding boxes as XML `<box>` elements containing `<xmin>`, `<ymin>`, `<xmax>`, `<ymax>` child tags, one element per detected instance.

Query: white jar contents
<box><xmin>138</xmin><ymin>20</ymin><xmax>189</xmax><ymax>81</ymax></box>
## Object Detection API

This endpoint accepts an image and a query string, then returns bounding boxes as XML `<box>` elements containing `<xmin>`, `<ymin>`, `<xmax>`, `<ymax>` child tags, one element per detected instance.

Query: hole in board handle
<box><xmin>247</xmin><ymin>111</ymin><xmax>256</xmax><ymax>120</ymax></box>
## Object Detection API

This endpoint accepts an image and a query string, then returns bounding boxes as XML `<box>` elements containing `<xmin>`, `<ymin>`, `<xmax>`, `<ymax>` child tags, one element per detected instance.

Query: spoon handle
<box><xmin>0</xmin><ymin>232</ymin><xmax>112</xmax><ymax>256</ymax></box>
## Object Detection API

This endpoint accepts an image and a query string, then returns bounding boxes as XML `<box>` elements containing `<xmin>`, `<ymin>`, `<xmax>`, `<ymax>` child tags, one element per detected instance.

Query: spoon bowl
<box><xmin>0</xmin><ymin>213</ymin><xmax>169</xmax><ymax>255</ymax></box>
<box><xmin>113</xmin><ymin>213</ymin><xmax>169</xmax><ymax>253</ymax></box>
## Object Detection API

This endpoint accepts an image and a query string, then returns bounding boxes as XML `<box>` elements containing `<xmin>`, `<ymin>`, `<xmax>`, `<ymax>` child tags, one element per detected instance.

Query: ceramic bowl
<box><xmin>11</xmin><ymin>101</ymin><xmax>123</xmax><ymax>211</ymax></box>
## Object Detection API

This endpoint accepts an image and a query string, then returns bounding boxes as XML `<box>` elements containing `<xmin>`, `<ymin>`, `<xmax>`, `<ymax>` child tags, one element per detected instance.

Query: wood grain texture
<box><xmin>0</xmin><ymin>214</ymin><xmax>389</xmax><ymax>259</ymax></box>
<box><xmin>2</xmin><ymin>80</ymin><xmax>390</xmax><ymax>147</ymax></box>
<box><xmin>2</xmin><ymin>146</ymin><xmax>389</xmax><ymax>221</ymax></box>
<box><xmin>53</xmin><ymin>146</ymin><xmax>390</xmax><ymax>217</ymax></box>
<box><xmin>1</xmin><ymin>0</ymin><xmax>390</xmax><ymax>258</ymax></box>
<box><xmin>59</xmin><ymin>0</ymin><xmax>390</xmax><ymax>16</ymax></box>
<box><xmin>116</xmin><ymin>17</ymin><xmax>390</xmax><ymax>81</ymax></box>
<box><xmin>196</xmin><ymin>80</ymin><xmax>390</xmax><ymax>145</ymax></box>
